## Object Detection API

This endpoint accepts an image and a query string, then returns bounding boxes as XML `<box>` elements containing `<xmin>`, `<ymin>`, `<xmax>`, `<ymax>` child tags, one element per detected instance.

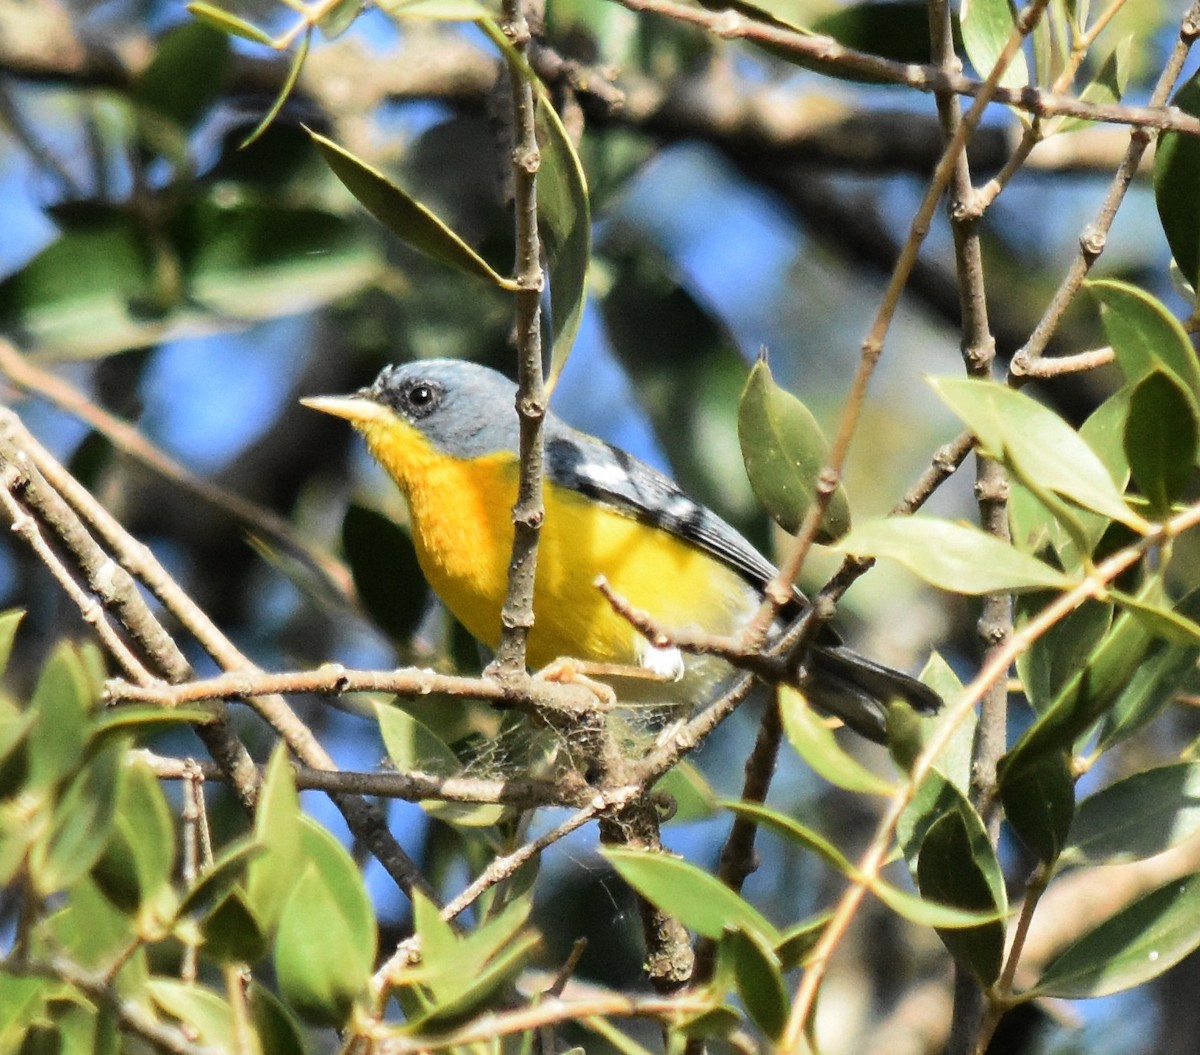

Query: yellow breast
<box><xmin>360</xmin><ymin>419</ymin><xmax>759</xmax><ymax>675</ymax></box>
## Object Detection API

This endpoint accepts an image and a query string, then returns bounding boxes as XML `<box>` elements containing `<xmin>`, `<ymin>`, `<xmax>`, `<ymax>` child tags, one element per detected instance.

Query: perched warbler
<box><xmin>303</xmin><ymin>359</ymin><xmax>940</xmax><ymax>741</ymax></box>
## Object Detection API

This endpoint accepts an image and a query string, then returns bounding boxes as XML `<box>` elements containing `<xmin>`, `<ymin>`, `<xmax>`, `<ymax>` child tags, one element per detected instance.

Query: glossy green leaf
<box><xmin>835</xmin><ymin>515</ymin><xmax>1073</xmax><ymax>594</ymax></box>
<box><xmin>343</xmin><ymin>504</ymin><xmax>427</xmax><ymax>642</ymax></box>
<box><xmin>1113</xmin><ymin>588</ymin><xmax>1200</xmax><ymax>647</ymax></box>
<box><xmin>998</xmin><ymin>751</ymin><xmax>1075</xmax><ymax>864</ymax></box>
<box><xmin>91</xmin><ymin>704</ymin><xmax>215</xmax><ymax>739</ymax></box>
<box><xmin>27</xmin><ymin>643</ymin><xmax>91</xmax><ymax>790</ymax></box>
<box><xmin>960</xmin><ymin>0</ymin><xmax>1029</xmax><ymax>89</ymax></box>
<box><xmin>722</xmin><ymin>800</ymin><xmax>854</xmax><ymax>874</ymax></box>
<box><xmin>1124</xmin><ymin>370</ymin><xmax>1198</xmax><ymax>515</ymax></box>
<box><xmin>248</xmin><ymin>982</ymin><xmax>308</xmax><ymax>1055</ymax></box>
<box><xmin>898</xmin><ymin>770</ymin><xmax>1005</xmax><ymax>915</ymax></box>
<box><xmin>0</xmin><ymin>609</ymin><xmax>24</xmax><ymax>683</ymax></box>
<box><xmin>1052</xmin><ymin>36</ymin><xmax>1132</xmax><ymax>133</ymax></box>
<box><xmin>240</xmin><ymin>27</ymin><xmax>310</xmax><ymax>149</ymax></box>
<box><xmin>722</xmin><ymin>927</ymin><xmax>788</xmax><ymax>1041</ymax></box>
<box><xmin>536</xmin><ymin>95</ymin><xmax>591</xmax><ymax>389</ymax></box>
<box><xmin>653</xmin><ymin>761</ymin><xmax>717</xmax><ymax>823</ymax></box>
<box><xmin>868</xmin><ymin>877</ymin><xmax>1005</xmax><ymax>929</ymax></box>
<box><xmin>1033</xmin><ymin>872</ymin><xmax>1200</xmax><ymax>998</ymax></box>
<box><xmin>1154</xmin><ymin>71</ymin><xmax>1200</xmax><ymax>290</ymax></box>
<box><xmin>932</xmin><ymin>378</ymin><xmax>1143</xmax><ymax>530</ymax></box>
<box><xmin>1017</xmin><ymin>598</ymin><xmax>1113</xmax><ymax>714</ymax></box>
<box><xmin>916</xmin><ymin>811</ymin><xmax>1006</xmax><ymax>984</ymax></box>
<box><xmin>376</xmin><ymin>703</ymin><xmax>463</xmax><ymax>769</ymax></box>
<box><xmin>1065</xmin><ymin>764</ymin><xmax>1200</xmax><ymax>866</ymax></box>
<box><xmin>245</xmin><ymin>745</ymin><xmax>303</xmax><ymax>934</ymax></box>
<box><xmin>146</xmin><ymin>980</ymin><xmax>235</xmax><ymax>1049</ymax></box>
<box><xmin>778</xmin><ymin>686</ymin><xmax>896</xmax><ymax>796</ymax></box>
<box><xmin>738</xmin><ymin>355</ymin><xmax>851</xmax><ymax>541</ymax></box>
<box><xmin>186</xmin><ymin>2</ymin><xmax>274</xmax><ymax>45</ymax></box>
<box><xmin>274</xmin><ymin>819</ymin><xmax>376</xmax><ymax>1025</ymax></box>
<box><xmin>411</xmin><ymin>930</ymin><xmax>540</xmax><ymax>1030</ymax></box>
<box><xmin>1005</xmin><ymin>584</ymin><xmax>1160</xmax><ymax>769</ymax></box>
<box><xmin>134</xmin><ymin>22</ymin><xmax>230</xmax><ymax>129</ymax></box>
<box><xmin>89</xmin><ymin>757</ymin><xmax>176</xmax><ymax>911</ymax></box>
<box><xmin>1090</xmin><ymin>280</ymin><xmax>1200</xmax><ymax>399</ymax></box>
<box><xmin>202</xmin><ymin>888</ymin><xmax>268</xmax><ymax>964</ymax></box>
<box><xmin>319</xmin><ymin>0</ymin><xmax>362</xmax><ymax>37</ymax></box>
<box><xmin>179</xmin><ymin>840</ymin><xmax>264</xmax><ymax>918</ymax></box>
<box><xmin>1097</xmin><ymin>637</ymin><xmax>1200</xmax><ymax>751</ymax></box>
<box><xmin>377</xmin><ymin>0</ymin><xmax>492</xmax><ymax>18</ymax></box>
<box><xmin>308</xmin><ymin>129</ymin><xmax>516</xmax><ymax>290</ymax></box>
<box><xmin>774</xmin><ymin>913</ymin><xmax>830</xmax><ymax>970</ymax></box>
<box><xmin>33</xmin><ymin>737</ymin><xmax>125</xmax><ymax>895</ymax></box>
<box><xmin>813</xmin><ymin>1</ymin><xmax>934</xmax><ymax>65</ymax></box>
<box><xmin>604</xmin><ymin>848</ymin><xmax>780</xmax><ymax>943</ymax></box>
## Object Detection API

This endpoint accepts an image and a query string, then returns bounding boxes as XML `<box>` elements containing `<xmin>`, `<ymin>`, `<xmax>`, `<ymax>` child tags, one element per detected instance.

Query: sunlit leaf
<box><xmin>960</xmin><ymin>0</ymin><xmax>1029</xmax><ymax>89</ymax></box>
<box><xmin>1065</xmin><ymin>764</ymin><xmax>1200</xmax><ymax>866</ymax></box>
<box><xmin>186</xmin><ymin>2</ymin><xmax>274</xmax><ymax>45</ymax></box>
<box><xmin>835</xmin><ymin>516</ymin><xmax>1073</xmax><ymax>594</ymax></box>
<box><xmin>1033</xmin><ymin>873</ymin><xmax>1200</xmax><ymax>998</ymax></box>
<box><xmin>778</xmin><ymin>686</ymin><xmax>896</xmax><ymax>796</ymax></box>
<box><xmin>308</xmin><ymin>129</ymin><xmax>516</xmax><ymax>290</ymax></box>
<box><xmin>604</xmin><ymin>848</ymin><xmax>780</xmax><ymax>943</ymax></box>
<box><xmin>1090</xmin><ymin>279</ymin><xmax>1200</xmax><ymax>400</ymax></box>
<box><xmin>738</xmin><ymin>355</ymin><xmax>851</xmax><ymax>541</ymax></box>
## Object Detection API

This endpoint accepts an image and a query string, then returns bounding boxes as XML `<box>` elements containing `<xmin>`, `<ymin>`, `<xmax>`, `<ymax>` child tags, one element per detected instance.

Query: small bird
<box><xmin>303</xmin><ymin>359</ymin><xmax>940</xmax><ymax>742</ymax></box>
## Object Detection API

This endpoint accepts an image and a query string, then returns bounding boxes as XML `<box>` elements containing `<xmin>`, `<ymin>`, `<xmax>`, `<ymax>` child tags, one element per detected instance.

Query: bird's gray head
<box><xmin>362</xmin><ymin>359</ymin><xmax>523</xmax><ymax>459</ymax></box>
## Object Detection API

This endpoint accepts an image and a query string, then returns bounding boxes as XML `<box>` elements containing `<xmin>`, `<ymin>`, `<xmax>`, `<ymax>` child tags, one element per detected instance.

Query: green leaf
<box><xmin>1065</xmin><ymin>764</ymin><xmax>1200</xmax><ymax>866</ymax></box>
<box><xmin>186</xmin><ymin>2</ymin><xmax>274</xmax><ymax>45</ymax></box>
<box><xmin>1090</xmin><ymin>279</ymin><xmax>1200</xmax><ymax>400</ymax></box>
<box><xmin>1052</xmin><ymin>35</ymin><xmax>1132</xmax><ymax>134</ymax></box>
<box><xmin>916</xmin><ymin>811</ymin><xmax>1006</xmax><ymax>984</ymax></box>
<box><xmin>778</xmin><ymin>686</ymin><xmax>897</xmax><ymax>796</ymax></box>
<box><xmin>998</xmin><ymin>751</ymin><xmax>1075</xmax><ymax>864</ymax></box>
<box><xmin>1005</xmin><ymin>583</ymin><xmax>1160</xmax><ymax>770</ymax></box>
<box><xmin>1113</xmin><ymin>588</ymin><xmax>1200</xmax><ymax>647</ymax></box>
<box><xmin>897</xmin><ymin>770</ymin><xmax>1005</xmax><ymax>915</ymax></box>
<box><xmin>343</xmin><ymin>504</ymin><xmax>427</xmax><ymax>642</ymax></box>
<box><xmin>0</xmin><ymin>609</ymin><xmax>24</xmax><ymax>682</ymax></box>
<box><xmin>1124</xmin><ymin>370</ymin><xmax>1198</xmax><ymax>515</ymax></box>
<box><xmin>201</xmin><ymin>889</ymin><xmax>268</xmax><ymax>964</ymax></box>
<box><xmin>32</xmin><ymin>737</ymin><xmax>125</xmax><ymax>895</ymax></box>
<box><xmin>179</xmin><ymin>840</ymin><xmax>264</xmax><ymax>918</ymax></box>
<box><xmin>89</xmin><ymin>758</ymin><xmax>176</xmax><ymax>912</ymax></box>
<box><xmin>774</xmin><ymin>913</ymin><xmax>830</xmax><ymax>970</ymax></box>
<box><xmin>42</xmin><ymin>878</ymin><xmax>137</xmax><ymax>969</ymax></box>
<box><xmin>738</xmin><ymin>355</ymin><xmax>851</xmax><ymax>541</ymax></box>
<box><xmin>918</xmin><ymin>655</ymin><xmax>973</xmax><ymax>793</ymax></box>
<box><xmin>653</xmin><ymin>761</ymin><xmax>717</xmax><ymax>823</ymax></box>
<box><xmin>868</xmin><ymin>878</ymin><xmax>1005</xmax><ymax>929</ymax></box>
<box><xmin>146</xmin><ymin>980</ymin><xmax>235</xmax><ymax>1049</ymax></box>
<box><xmin>248</xmin><ymin>982</ymin><xmax>309</xmax><ymax>1055</ymax></box>
<box><xmin>721</xmin><ymin>800</ymin><xmax>854</xmax><ymax>875</ymax></box>
<box><xmin>239</xmin><ymin>27</ymin><xmax>310</xmax><ymax>149</ymax></box>
<box><xmin>1097</xmin><ymin>637</ymin><xmax>1200</xmax><ymax>751</ymax></box>
<box><xmin>410</xmin><ymin>930</ymin><xmax>540</xmax><ymax>1030</ymax></box>
<box><xmin>134</xmin><ymin>22</ymin><xmax>230</xmax><ymax>129</ymax></box>
<box><xmin>931</xmin><ymin>378</ymin><xmax>1144</xmax><ymax>530</ymax></box>
<box><xmin>1033</xmin><ymin>872</ymin><xmax>1200</xmax><ymax>998</ymax></box>
<box><xmin>960</xmin><ymin>0</ymin><xmax>1029</xmax><ymax>89</ymax></box>
<box><xmin>245</xmin><ymin>745</ymin><xmax>303</xmax><ymax>934</ymax></box>
<box><xmin>308</xmin><ymin>129</ymin><xmax>516</xmax><ymax>290</ymax></box>
<box><xmin>1155</xmin><ymin>71</ymin><xmax>1200</xmax><ymax>291</ymax></box>
<box><xmin>536</xmin><ymin>96</ymin><xmax>591</xmax><ymax>389</ymax></box>
<box><xmin>1016</xmin><ymin>597</ymin><xmax>1113</xmax><ymax>713</ymax></box>
<box><xmin>27</xmin><ymin>643</ymin><xmax>91</xmax><ymax>790</ymax></box>
<box><xmin>604</xmin><ymin>848</ymin><xmax>780</xmax><ymax>943</ymax></box>
<box><xmin>813</xmin><ymin>2</ymin><xmax>934</xmax><ymax>65</ymax></box>
<box><xmin>376</xmin><ymin>700</ymin><xmax>460</xmax><ymax>777</ymax></box>
<box><xmin>91</xmin><ymin>704</ymin><xmax>215</xmax><ymax>739</ymax></box>
<box><xmin>835</xmin><ymin>516</ymin><xmax>1073</xmax><ymax>594</ymax></box>
<box><xmin>318</xmin><ymin>0</ymin><xmax>362</xmax><ymax>37</ymax></box>
<box><xmin>274</xmin><ymin>820</ymin><xmax>376</xmax><ymax>1025</ymax></box>
<box><xmin>721</xmin><ymin>927</ymin><xmax>789</xmax><ymax>1041</ymax></box>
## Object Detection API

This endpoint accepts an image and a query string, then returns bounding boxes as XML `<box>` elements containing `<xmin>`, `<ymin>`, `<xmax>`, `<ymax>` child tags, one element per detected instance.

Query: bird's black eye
<box><xmin>403</xmin><ymin>380</ymin><xmax>442</xmax><ymax>418</ymax></box>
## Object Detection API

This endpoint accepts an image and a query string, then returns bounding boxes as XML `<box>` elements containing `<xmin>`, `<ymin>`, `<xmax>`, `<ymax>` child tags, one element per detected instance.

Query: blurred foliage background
<box><xmin>3</xmin><ymin>0</ymin><xmax>1200</xmax><ymax>1053</ymax></box>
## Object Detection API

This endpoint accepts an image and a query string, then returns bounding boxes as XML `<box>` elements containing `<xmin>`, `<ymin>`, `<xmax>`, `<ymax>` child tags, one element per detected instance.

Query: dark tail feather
<box><xmin>800</xmin><ymin>645</ymin><xmax>942</xmax><ymax>744</ymax></box>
